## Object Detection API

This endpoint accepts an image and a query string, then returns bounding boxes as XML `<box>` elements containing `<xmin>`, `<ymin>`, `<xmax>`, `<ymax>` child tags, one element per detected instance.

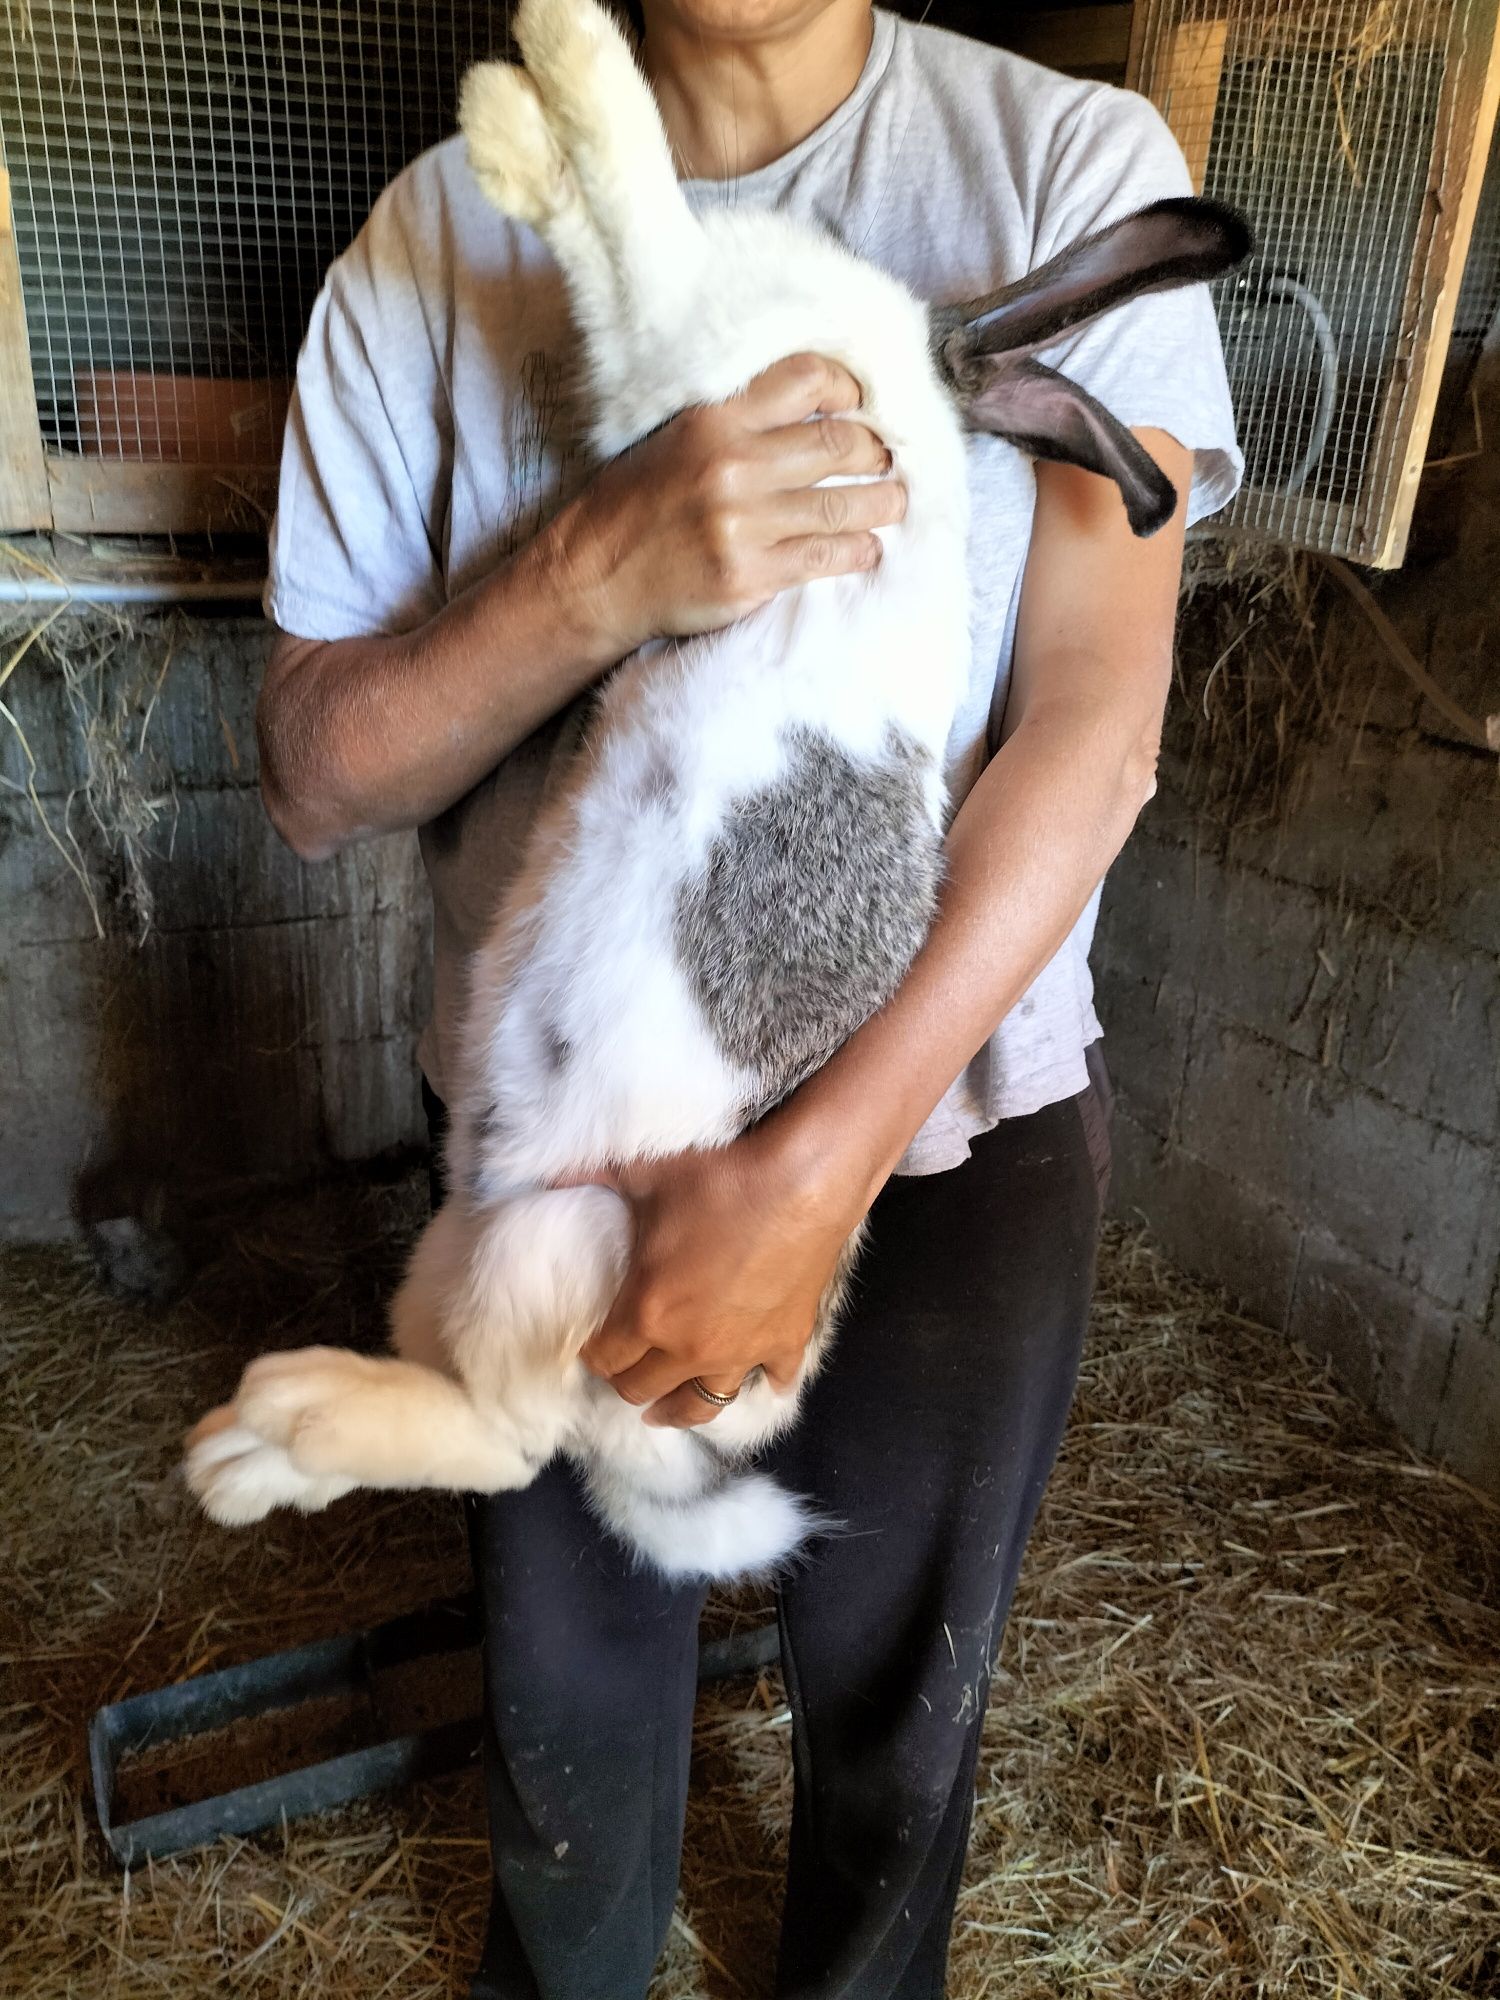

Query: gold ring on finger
<box><xmin>688</xmin><ymin>1376</ymin><xmax>741</xmax><ymax>1408</ymax></box>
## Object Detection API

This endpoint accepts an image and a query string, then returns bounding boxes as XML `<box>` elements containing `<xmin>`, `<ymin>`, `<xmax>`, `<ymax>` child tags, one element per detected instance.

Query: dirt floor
<box><xmin>2</xmin><ymin>1169</ymin><xmax>1496</xmax><ymax>1998</ymax></box>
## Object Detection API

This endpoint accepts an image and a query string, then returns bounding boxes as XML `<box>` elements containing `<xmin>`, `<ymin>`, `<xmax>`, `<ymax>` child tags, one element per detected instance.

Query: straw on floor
<box><xmin>2</xmin><ymin>1169</ymin><xmax>1496</xmax><ymax>1998</ymax></box>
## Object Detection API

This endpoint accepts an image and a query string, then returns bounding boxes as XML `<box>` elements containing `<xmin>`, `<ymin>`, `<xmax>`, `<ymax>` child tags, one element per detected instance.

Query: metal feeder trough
<box><xmin>89</xmin><ymin>1593</ymin><xmax>779</xmax><ymax>1866</ymax></box>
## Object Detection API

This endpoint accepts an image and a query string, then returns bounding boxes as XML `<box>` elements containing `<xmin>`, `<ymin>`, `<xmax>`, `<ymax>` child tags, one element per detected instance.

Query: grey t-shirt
<box><xmin>266</xmin><ymin>6</ymin><xmax>1242</xmax><ymax>1173</ymax></box>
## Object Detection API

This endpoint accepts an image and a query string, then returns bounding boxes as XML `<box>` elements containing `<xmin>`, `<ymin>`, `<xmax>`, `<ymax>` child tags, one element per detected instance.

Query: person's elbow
<box><xmin>1018</xmin><ymin>690</ymin><xmax>1165</xmax><ymax>853</ymax></box>
<box><xmin>1060</xmin><ymin>701</ymin><xmax>1165</xmax><ymax>858</ymax></box>
<box><xmin>257</xmin><ymin>744</ymin><xmax>342</xmax><ymax>862</ymax></box>
<box><xmin>1119</xmin><ymin>718</ymin><xmax>1163</xmax><ymax>822</ymax></box>
<box><xmin>255</xmin><ymin>636</ymin><xmax>360</xmax><ymax>862</ymax></box>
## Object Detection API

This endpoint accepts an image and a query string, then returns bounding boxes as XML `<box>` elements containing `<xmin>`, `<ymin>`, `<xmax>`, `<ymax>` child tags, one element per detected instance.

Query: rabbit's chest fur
<box><xmin>459</xmin><ymin>208</ymin><xmax>972</xmax><ymax>1204</ymax></box>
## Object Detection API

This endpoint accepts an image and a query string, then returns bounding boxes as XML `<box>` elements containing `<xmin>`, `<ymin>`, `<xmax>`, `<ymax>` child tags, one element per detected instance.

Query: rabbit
<box><xmin>184</xmin><ymin>0</ymin><xmax>1248</xmax><ymax>1581</ymax></box>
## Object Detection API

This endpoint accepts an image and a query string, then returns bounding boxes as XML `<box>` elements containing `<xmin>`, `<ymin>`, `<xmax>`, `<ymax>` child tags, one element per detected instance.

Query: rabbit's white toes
<box><xmin>516</xmin><ymin>0</ymin><xmax>637</xmax><ymax>150</ymax></box>
<box><xmin>183</xmin><ymin>1410</ymin><xmax>354</xmax><ymax>1526</ymax></box>
<box><xmin>459</xmin><ymin>62</ymin><xmax>569</xmax><ymax>226</ymax></box>
<box><xmin>515</xmin><ymin>0</ymin><xmax>606</xmax><ymax>79</ymax></box>
<box><xmin>232</xmin><ymin>1345</ymin><xmax>383</xmax><ymax>1474</ymax></box>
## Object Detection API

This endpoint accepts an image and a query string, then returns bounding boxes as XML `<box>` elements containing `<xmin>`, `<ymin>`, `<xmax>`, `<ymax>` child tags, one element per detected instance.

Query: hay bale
<box><xmin>2</xmin><ymin>1174</ymin><xmax>1495</xmax><ymax>1997</ymax></box>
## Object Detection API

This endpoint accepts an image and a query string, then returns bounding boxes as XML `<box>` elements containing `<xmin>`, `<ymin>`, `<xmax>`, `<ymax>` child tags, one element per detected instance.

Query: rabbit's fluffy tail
<box><xmin>585</xmin><ymin>1455</ymin><xmax>825</xmax><ymax>1582</ymax></box>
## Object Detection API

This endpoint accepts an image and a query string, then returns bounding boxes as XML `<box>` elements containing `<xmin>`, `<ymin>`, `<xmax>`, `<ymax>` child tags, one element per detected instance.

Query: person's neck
<box><xmin>640</xmin><ymin>5</ymin><xmax>874</xmax><ymax>181</ymax></box>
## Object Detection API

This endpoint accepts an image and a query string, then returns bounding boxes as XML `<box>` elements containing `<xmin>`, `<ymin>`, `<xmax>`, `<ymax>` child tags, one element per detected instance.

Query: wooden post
<box><xmin>0</xmin><ymin>168</ymin><xmax>52</xmax><ymax>532</ymax></box>
<box><xmin>1167</xmin><ymin>20</ymin><xmax>1230</xmax><ymax>190</ymax></box>
<box><xmin>1001</xmin><ymin>7</ymin><xmax>1134</xmax><ymax>79</ymax></box>
<box><xmin>1129</xmin><ymin>14</ymin><xmax>1231</xmax><ymax>192</ymax></box>
<box><xmin>1364</xmin><ymin>0</ymin><xmax>1500</xmax><ymax>568</ymax></box>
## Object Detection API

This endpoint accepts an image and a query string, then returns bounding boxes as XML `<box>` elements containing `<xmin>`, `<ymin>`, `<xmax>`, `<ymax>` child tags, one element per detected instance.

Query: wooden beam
<box><xmin>1366</xmin><ymin>0</ymin><xmax>1500</xmax><ymax>569</ymax></box>
<box><xmin>1002</xmin><ymin>7</ymin><xmax>1133</xmax><ymax>78</ymax></box>
<box><xmin>1129</xmin><ymin>15</ymin><xmax>1230</xmax><ymax>192</ymax></box>
<box><xmin>0</xmin><ymin>169</ymin><xmax>52</xmax><ymax>533</ymax></box>
<box><xmin>45</xmin><ymin>459</ymin><xmax>278</xmax><ymax>535</ymax></box>
<box><xmin>1168</xmin><ymin>20</ymin><xmax>1229</xmax><ymax>191</ymax></box>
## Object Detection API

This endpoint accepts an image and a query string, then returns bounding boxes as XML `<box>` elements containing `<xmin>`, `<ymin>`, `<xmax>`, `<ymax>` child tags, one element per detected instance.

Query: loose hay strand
<box><xmin>0</xmin><ymin>601</ymin><xmax>182</xmax><ymax>941</ymax></box>
<box><xmin>1</xmin><ymin>1174</ymin><xmax>1496</xmax><ymax>1998</ymax></box>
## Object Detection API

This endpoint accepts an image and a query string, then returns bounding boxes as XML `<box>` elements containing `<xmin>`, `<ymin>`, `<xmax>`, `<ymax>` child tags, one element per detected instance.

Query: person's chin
<box><xmin>647</xmin><ymin>0</ymin><xmax>856</xmax><ymax>43</ymax></box>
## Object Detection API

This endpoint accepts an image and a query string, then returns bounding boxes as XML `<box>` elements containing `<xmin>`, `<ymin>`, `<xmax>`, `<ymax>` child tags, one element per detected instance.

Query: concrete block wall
<box><xmin>1096</xmin><ymin>652</ymin><xmax>1499</xmax><ymax>1496</ymax></box>
<box><xmin>1</xmin><ymin>612</ymin><xmax>430</xmax><ymax>1240</ymax></box>
<box><xmin>4</xmin><ymin>589</ymin><xmax>1494</xmax><ymax>1502</ymax></box>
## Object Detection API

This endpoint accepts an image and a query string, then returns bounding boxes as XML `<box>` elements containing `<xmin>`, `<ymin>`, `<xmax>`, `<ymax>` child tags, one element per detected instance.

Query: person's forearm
<box><xmin>261</xmin><ymin>353</ymin><xmax>900</xmax><ymax>860</ymax></box>
<box><xmin>782</xmin><ymin>689</ymin><xmax>1159</xmax><ymax>1211</ymax></box>
<box><xmin>570</xmin><ymin>684</ymin><xmax>1163</xmax><ymax>1425</ymax></box>
<box><xmin>258</xmin><ymin>500</ymin><xmax>627</xmax><ymax>859</ymax></box>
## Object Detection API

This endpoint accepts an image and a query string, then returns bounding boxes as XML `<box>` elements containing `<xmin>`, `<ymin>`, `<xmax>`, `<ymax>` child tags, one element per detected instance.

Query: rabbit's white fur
<box><xmin>185</xmin><ymin>0</ymin><xmax>971</xmax><ymax>1579</ymax></box>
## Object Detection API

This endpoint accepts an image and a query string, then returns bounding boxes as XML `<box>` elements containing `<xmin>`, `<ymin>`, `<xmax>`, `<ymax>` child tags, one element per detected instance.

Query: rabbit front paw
<box><xmin>182</xmin><ymin>1346</ymin><xmax>378</xmax><ymax>1525</ymax></box>
<box><xmin>183</xmin><ymin>1403</ymin><xmax>356</xmax><ymax>1526</ymax></box>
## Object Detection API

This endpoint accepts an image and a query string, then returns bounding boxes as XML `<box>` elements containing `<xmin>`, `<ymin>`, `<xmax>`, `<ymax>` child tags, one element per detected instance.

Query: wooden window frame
<box><xmin>1</xmin><ymin>168</ymin><xmax>277</xmax><ymax>539</ymax></box>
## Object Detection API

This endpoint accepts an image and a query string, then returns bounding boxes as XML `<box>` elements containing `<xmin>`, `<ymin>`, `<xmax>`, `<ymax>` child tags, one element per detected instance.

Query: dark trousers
<box><xmin>424</xmin><ymin>1052</ymin><xmax>1110</xmax><ymax>2000</ymax></box>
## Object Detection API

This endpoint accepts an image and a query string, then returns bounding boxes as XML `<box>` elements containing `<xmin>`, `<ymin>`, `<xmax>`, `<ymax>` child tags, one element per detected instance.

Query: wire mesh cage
<box><xmin>1129</xmin><ymin>0</ymin><xmax>1500</xmax><ymax>564</ymax></box>
<box><xmin>2</xmin><ymin>2</ymin><xmax>1498</xmax><ymax>555</ymax></box>
<box><xmin>0</xmin><ymin>2</ymin><xmax>511</xmax><ymax>534</ymax></box>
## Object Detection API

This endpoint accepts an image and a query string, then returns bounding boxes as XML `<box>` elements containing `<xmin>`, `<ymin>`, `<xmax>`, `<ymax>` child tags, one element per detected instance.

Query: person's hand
<box><xmin>556</xmin><ymin>352</ymin><xmax>907</xmax><ymax>657</ymax></box>
<box><xmin>562</xmin><ymin>1114</ymin><xmax>873</xmax><ymax>1430</ymax></box>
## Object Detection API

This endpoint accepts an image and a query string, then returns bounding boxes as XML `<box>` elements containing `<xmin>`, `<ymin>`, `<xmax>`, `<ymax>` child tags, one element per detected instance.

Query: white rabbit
<box><xmin>186</xmin><ymin>0</ymin><xmax>1247</xmax><ymax>1580</ymax></box>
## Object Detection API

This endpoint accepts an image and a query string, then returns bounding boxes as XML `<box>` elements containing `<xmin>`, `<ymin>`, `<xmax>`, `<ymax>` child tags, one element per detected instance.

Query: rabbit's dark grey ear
<box><xmin>932</xmin><ymin>196</ymin><xmax>1249</xmax><ymax>536</ymax></box>
<box><xmin>966</xmin><ymin>356</ymin><xmax>1179</xmax><ymax>536</ymax></box>
<box><xmin>935</xmin><ymin>197</ymin><xmax>1251</xmax><ymax>363</ymax></box>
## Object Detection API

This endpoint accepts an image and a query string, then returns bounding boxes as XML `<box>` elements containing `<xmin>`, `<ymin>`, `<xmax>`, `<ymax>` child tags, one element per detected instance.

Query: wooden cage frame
<box><xmin>1126</xmin><ymin>0</ymin><xmax>1500</xmax><ymax>567</ymax></box>
<box><xmin>1</xmin><ymin>169</ymin><xmax>279</xmax><ymax>537</ymax></box>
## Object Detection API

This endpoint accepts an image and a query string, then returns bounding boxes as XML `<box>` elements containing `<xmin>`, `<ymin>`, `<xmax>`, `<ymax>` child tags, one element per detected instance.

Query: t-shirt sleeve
<box><xmin>264</xmin><ymin>175</ymin><xmax>451</xmax><ymax>641</ymax></box>
<box><xmin>1029</xmin><ymin>86</ymin><xmax>1243</xmax><ymax>527</ymax></box>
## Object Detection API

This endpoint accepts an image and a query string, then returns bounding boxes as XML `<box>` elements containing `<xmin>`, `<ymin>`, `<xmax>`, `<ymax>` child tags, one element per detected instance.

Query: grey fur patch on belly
<box><xmin>674</xmin><ymin>727</ymin><xmax>941</xmax><ymax>1107</ymax></box>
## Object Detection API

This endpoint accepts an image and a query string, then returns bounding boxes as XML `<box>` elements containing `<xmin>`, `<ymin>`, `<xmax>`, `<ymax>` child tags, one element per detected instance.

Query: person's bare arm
<box><xmin>258</xmin><ymin>353</ymin><xmax>905</xmax><ymax>858</ymax></box>
<box><xmin>576</xmin><ymin>430</ymin><xmax>1192</xmax><ymax>1426</ymax></box>
<box><xmin>776</xmin><ymin>428</ymin><xmax>1190</xmax><ymax>1200</ymax></box>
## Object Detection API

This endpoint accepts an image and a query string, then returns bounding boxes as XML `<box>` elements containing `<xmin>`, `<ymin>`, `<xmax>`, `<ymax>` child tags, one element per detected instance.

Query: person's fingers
<box><xmin>738</xmin><ymin>352</ymin><xmax>865</xmax><ymax>429</ymax></box>
<box><xmin>751</xmin><ymin>415</ymin><xmax>891</xmax><ymax>487</ymax></box>
<box><xmin>642</xmin><ymin>1383</ymin><xmax>721</xmax><ymax>1430</ymax></box>
<box><xmin>768</xmin><ymin>531</ymin><xmax>884</xmax><ymax>591</ymax></box>
<box><xmin>548</xmin><ymin>1163</ymin><xmax>624</xmax><ymax>1194</ymax></box>
<box><xmin>578</xmin><ymin>1290</ymin><xmax>656</xmax><ymax>1383</ymax></box>
<box><xmin>550</xmin><ymin>1154</ymin><xmax>668</xmax><ymax>1198</ymax></box>
<box><xmin>770</xmin><ymin>475</ymin><xmax>907</xmax><ymax>542</ymax></box>
<box><xmin>605</xmin><ymin>1347</ymin><xmax>698</xmax><ymax>1408</ymax></box>
<box><xmin>760</xmin><ymin>1352</ymin><xmax>804</xmax><ymax>1394</ymax></box>
<box><xmin>644</xmin><ymin>1369</ymin><xmax>747</xmax><ymax>1429</ymax></box>
<box><xmin>579</xmin><ymin>1332</ymin><xmax>656</xmax><ymax>1387</ymax></box>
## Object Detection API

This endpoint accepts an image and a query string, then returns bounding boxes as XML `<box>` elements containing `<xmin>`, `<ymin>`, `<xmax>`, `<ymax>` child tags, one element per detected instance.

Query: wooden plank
<box><xmin>0</xmin><ymin>168</ymin><xmax>52</xmax><ymax>533</ymax></box>
<box><xmin>1002</xmin><ymin>7</ymin><xmax>1133</xmax><ymax>78</ymax></box>
<box><xmin>1169</xmin><ymin>20</ymin><xmax>1229</xmax><ymax>190</ymax></box>
<box><xmin>1227</xmin><ymin>488</ymin><xmax>1370</xmax><ymax>562</ymax></box>
<box><xmin>1366</xmin><ymin>0</ymin><xmax>1500</xmax><ymax>569</ymax></box>
<box><xmin>46</xmin><ymin>458</ymin><xmax>278</xmax><ymax>535</ymax></box>
<box><xmin>1132</xmin><ymin>16</ymin><xmax>1230</xmax><ymax>192</ymax></box>
<box><xmin>0</xmin><ymin>532</ymin><xmax>265</xmax><ymax>598</ymax></box>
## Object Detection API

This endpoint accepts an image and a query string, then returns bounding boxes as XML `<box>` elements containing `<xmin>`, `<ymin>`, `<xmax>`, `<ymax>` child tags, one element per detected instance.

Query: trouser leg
<box><xmin>425</xmin><ymin>1081</ymin><xmax>708</xmax><ymax>2000</ymax></box>
<box><xmin>465</xmin><ymin>1471</ymin><xmax>708</xmax><ymax>2000</ymax></box>
<box><xmin>768</xmin><ymin>1077</ymin><xmax>1108</xmax><ymax>1999</ymax></box>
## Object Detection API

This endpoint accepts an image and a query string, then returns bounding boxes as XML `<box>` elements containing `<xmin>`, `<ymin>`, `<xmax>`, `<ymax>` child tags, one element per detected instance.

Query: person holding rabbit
<box><xmin>239</xmin><ymin>1</ymin><xmax>1242</xmax><ymax>1992</ymax></box>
